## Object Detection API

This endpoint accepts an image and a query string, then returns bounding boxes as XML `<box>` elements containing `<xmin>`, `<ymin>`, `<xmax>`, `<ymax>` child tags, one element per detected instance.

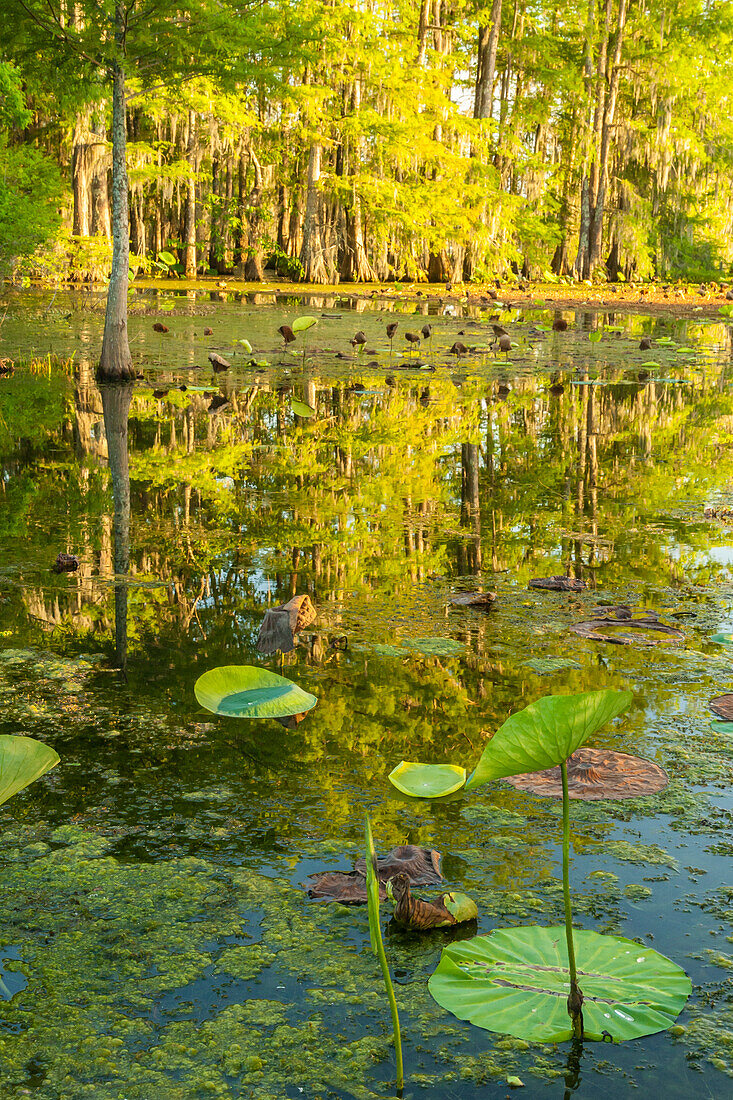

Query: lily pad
<box><xmin>466</xmin><ymin>689</ymin><xmax>632</xmax><ymax>790</ymax></box>
<box><xmin>387</xmin><ymin>874</ymin><xmax>477</xmax><ymax>930</ymax></box>
<box><xmin>292</xmin><ymin>399</ymin><xmax>315</xmax><ymax>418</ymax></box>
<box><xmin>710</xmin><ymin>632</ymin><xmax>733</xmax><ymax>646</ymax></box>
<box><xmin>710</xmin><ymin>721</ymin><xmax>733</xmax><ymax>735</ymax></box>
<box><xmin>405</xmin><ymin>637</ymin><xmax>464</xmax><ymax>657</ymax></box>
<box><xmin>389</xmin><ymin>761</ymin><xmax>466</xmax><ymax>798</ymax></box>
<box><xmin>0</xmin><ymin>735</ymin><xmax>60</xmax><ymax>807</ymax></box>
<box><xmin>428</xmin><ymin>926</ymin><xmax>690</xmax><ymax>1043</ymax></box>
<box><xmin>292</xmin><ymin>315</ymin><xmax>319</xmax><ymax>333</ymax></box>
<box><xmin>194</xmin><ymin>666</ymin><xmax>317</xmax><ymax>719</ymax></box>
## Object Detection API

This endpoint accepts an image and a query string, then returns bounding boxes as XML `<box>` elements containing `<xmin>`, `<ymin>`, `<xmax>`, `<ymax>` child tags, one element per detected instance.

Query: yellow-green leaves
<box><xmin>388</xmin><ymin>761</ymin><xmax>466</xmax><ymax>798</ymax></box>
<box><xmin>0</xmin><ymin>735</ymin><xmax>59</xmax><ymax>807</ymax></box>
<box><xmin>194</xmin><ymin>666</ymin><xmax>317</xmax><ymax>719</ymax></box>
<box><xmin>466</xmin><ymin>690</ymin><xmax>633</xmax><ymax>789</ymax></box>
<box><xmin>428</xmin><ymin>926</ymin><xmax>690</xmax><ymax>1043</ymax></box>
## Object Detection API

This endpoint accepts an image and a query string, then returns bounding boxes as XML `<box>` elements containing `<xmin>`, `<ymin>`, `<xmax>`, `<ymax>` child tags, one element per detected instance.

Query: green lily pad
<box><xmin>405</xmin><ymin>637</ymin><xmax>464</xmax><ymax>657</ymax></box>
<box><xmin>710</xmin><ymin>632</ymin><xmax>733</xmax><ymax>646</ymax></box>
<box><xmin>0</xmin><ymin>735</ymin><xmax>59</xmax><ymax>807</ymax></box>
<box><xmin>292</xmin><ymin>400</ymin><xmax>315</xmax><ymax>418</ymax></box>
<box><xmin>522</xmin><ymin>657</ymin><xmax>582</xmax><ymax>675</ymax></box>
<box><xmin>428</xmin><ymin>925</ymin><xmax>690</xmax><ymax>1043</ymax></box>
<box><xmin>710</xmin><ymin>721</ymin><xmax>733</xmax><ymax>735</ymax></box>
<box><xmin>194</xmin><ymin>666</ymin><xmax>317</xmax><ymax>719</ymax></box>
<box><xmin>389</xmin><ymin>761</ymin><xmax>466</xmax><ymax>798</ymax></box>
<box><xmin>292</xmin><ymin>315</ymin><xmax>319</xmax><ymax>333</ymax></box>
<box><xmin>466</xmin><ymin>689</ymin><xmax>632</xmax><ymax>790</ymax></box>
<box><xmin>372</xmin><ymin>644</ymin><xmax>410</xmax><ymax>657</ymax></box>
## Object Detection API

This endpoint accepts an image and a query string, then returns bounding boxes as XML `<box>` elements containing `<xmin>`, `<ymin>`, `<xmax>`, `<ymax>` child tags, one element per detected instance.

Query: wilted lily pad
<box><xmin>257</xmin><ymin>594</ymin><xmax>316</xmax><ymax>656</ymax></box>
<box><xmin>306</xmin><ymin>844</ymin><xmax>443</xmax><ymax>904</ymax></box>
<box><xmin>529</xmin><ymin>576</ymin><xmax>586</xmax><ymax>592</ymax></box>
<box><xmin>389</xmin><ymin>761</ymin><xmax>466</xmax><ymax>798</ymax></box>
<box><xmin>428</xmin><ymin>926</ymin><xmax>690</xmax><ymax>1043</ymax></box>
<box><xmin>387</xmin><ymin>873</ymin><xmax>477</xmax><ymax>930</ymax></box>
<box><xmin>194</xmin><ymin>666</ymin><xmax>317</xmax><ymax>719</ymax></box>
<box><xmin>504</xmin><ymin>747</ymin><xmax>668</xmax><ymax>800</ymax></box>
<box><xmin>710</xmin><ymin>694</ymin><xmax>733</xmax><ymax>721</ymax></box>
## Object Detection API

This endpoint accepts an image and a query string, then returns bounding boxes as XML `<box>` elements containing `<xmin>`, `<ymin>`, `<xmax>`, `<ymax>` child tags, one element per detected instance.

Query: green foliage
<box><xmin>388</xmin><ymin>761</ymin><xmax>466</xmax><ymax>798</ymax></box>
<box><xmin>0</xmin><ymin>735</ymin><xmax>59</xmax><ymax>806</ymax></box>
<box><xmin>0</xmin><ymin>138</ymin><xmax>62</xmax><ymax>277</ymax></box>
<box><xmin>466</xmin><ymin>691</ymin><xmax>633</xmax><ymax>790</ymax></box>
<box><xmin>428</xmin><ymin>926</ymin><xmax>691</xmax><ymax>1043</ymax></box>
<box><xmin>193</xmin><ymin>665</ymin><xmax>317</xmax><ymax>718</ymax></box>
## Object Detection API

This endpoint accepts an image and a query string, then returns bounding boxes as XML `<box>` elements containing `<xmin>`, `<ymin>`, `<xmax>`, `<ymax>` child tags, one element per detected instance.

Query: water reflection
<box><xmin>100</xmin><ymin>382</ymin><xmax>133</xmax><ymax>672</ymax></box>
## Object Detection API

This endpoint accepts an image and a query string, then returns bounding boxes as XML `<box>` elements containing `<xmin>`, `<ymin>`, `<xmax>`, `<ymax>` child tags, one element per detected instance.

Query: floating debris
<box><xmin>504</xmin><ymin>747</ymin><xmax>669</xmax><ymax>800</ymax></box>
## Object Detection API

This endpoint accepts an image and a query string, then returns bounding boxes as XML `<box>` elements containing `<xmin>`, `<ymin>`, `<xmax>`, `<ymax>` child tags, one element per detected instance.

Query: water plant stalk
<box><xmin>561</xmin><ymin>759</ymin><xmax>583</xmax><ymax>1038</ymax></box>
<box><xmin>364</xmin><ymin>814</ymin><xmax>404</xmax><ymax>1091</ymax></box>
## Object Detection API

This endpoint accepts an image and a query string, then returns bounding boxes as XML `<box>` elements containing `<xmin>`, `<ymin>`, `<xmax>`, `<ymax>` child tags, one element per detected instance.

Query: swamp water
<box><xmin>0</xmin><ymin>285</ymin><xmax>731</xmax><ymax>1098</ymax></box>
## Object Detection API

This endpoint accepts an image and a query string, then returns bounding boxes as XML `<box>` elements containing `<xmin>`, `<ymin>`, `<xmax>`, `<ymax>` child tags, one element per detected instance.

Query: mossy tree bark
<box><xmin>98</xmin><ymin>42</ymin><xmax>135</xmax><ymax>383</ymax></box>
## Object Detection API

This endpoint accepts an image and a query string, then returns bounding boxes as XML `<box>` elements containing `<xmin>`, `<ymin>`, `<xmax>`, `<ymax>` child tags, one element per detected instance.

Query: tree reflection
<box><xmin>100</xmin><ymin>381</ymin><xmax>133</xmax><ymax>672</ymax></box>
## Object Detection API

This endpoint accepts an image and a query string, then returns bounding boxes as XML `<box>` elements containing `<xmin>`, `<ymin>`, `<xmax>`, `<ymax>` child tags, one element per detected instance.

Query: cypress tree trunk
<box><xmin>98</xmin><ymin>49</ymin><xmax>135</xmax><ymax>383</ymax></box>
<box><xmin>299</xmin><ymin>142</ymin><xmax>330</xmax><ymax>283</ymax></box>
<box><xmin>184</xmin><ymin>110</ymin><xmax>197</xmax><ymax>278</ymax></box>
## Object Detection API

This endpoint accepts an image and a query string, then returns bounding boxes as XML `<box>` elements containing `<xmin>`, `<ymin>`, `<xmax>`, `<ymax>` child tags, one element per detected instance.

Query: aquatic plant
<box><xmin>0</xmin><ymin>735</ymin><xmax>59</xmax><ymax>807</ymax></box>
<box><xmin>364</xmin><ymin>813</ymin><xmax>404</xmax><ymax>1091</ymax></box>
<box><xmin>389</xmin><ymin>690</ymin><xmax>691</xmax><ymax>1043</ymax></box>
<box><xmin>194</xmin><ymin>665</ymin><xmax>317</xmax><ymax>719</ymax></box>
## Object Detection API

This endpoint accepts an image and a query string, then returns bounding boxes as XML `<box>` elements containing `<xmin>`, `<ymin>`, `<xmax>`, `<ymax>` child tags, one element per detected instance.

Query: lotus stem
<box><xmin>561</xmin><ymin>758</ymin><xmax>583</xmax><ymax>1039</ymax></box>
<box><xmin>374</xmin><ymin>909</ymin><xmax>404</xmax><ymax>1091</ymax></box>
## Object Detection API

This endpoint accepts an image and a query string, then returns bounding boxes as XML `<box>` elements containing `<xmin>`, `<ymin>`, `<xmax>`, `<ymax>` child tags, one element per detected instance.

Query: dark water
<box><xmin>0</xmin><ymin>286</ymin><xmax>731</xmax><ymax>1099</ymax></box>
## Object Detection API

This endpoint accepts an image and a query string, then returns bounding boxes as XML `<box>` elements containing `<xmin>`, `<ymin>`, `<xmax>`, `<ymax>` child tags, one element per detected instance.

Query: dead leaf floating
<box><xmin>570</xmin><ymin>605</ymin><xmax>683</xmax><ymax>646</ymax></box>
<box><xmin>449</xmin><ymin>591</ymin><xmax>497</xmax><ymax>609</ymax></box>
<box><xmin>208</xmin><ymin>394</ymin><xmax>229</xmax><ymax>413</ymax></box>
<box><xmin>709</xmin><ymin>695</ymin><xmax>733</xmax><ymax>721</ymax></box>
<box><xmin>530</xmin><ymin>576</ymin><xmax>587</xmax><ymax>592</ymax></box>
<box><xmin>51</xmin><ymin>553</ymin><xmax>79</xmax><ymax>574</ymax></box>
<box><xmin>278</xmin><ymin>324</ymin><xmax>295</xmax><ymax>344</ymax></box>
<box><xmin>152</xmin><ymin>322</ymin><xmax>169</xmax><ymax>333</ymax></box>
<box><xmin>257</xmin><ymin>594</ymin><xmax>316</xmax><ymax>656</ymax></box>
<box><xmin>208</xmin><ymin>352</ymin><xmax>231</xmax><ymax>372</ymax></box>
<box><xmin>306</xmin><ymin>844</ymin><xmax>443</xmax><ymax>905</ymax></box>
<box><xmin>203</xmin><ymin>327</ymin><xmax>213</xmax><ymax>336</ymax></box>
<box><xmin>504</xmin><ymin>747</ymin><xmax>669</xmax><ymax>801</ymax></box>
<box><xmin>386</xmin><ymin>872</ymin><xmax>478</xmax><ymax>930</ymax></box>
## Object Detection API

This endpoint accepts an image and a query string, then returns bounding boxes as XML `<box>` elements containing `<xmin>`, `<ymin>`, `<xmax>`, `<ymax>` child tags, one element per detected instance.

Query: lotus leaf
<box><xmin>428</xmin><ymin>926</ymin><xmax>690</xmax><ymax>1043</ymax></box>
<box><xmin>292</xmin><ymin>316</ymin><xmax>319</xmax><ymax>333</ymax></box>
<box><xmin>710</xmin><ymin>633</ymin><xmax>733</xmax><ymax>646</ymax></box>
<box><xmin>0</xmin><ymin>735</ymin><xmax>59</xmax><ymax>807</ymax></box>
<box><xmin>194</xmin><ymin>665</ymin><xmax>317</xmax><ymax>719</ymax></box>
<box><xmin>405</xmin><ymin>637</ymin><xmax>464</xmax><ymax>656</ymax></box>
<box><xmin>466</xmin><ymin>689</ymin><xmax>632</xmax><ymax>790</ymax></box>
<box><xmin>386</xmin><ymin>873</ymin><xmax>477</xmax><ymax>930</ymax></box>
<box><xmin>292</xmin><ymin>400</ymin><xmax>315</xmax><ymax>418</ymax></box>
<box><xmin>389</xmin><ymin>761</ymin><xmax>466</xmax><ymax>798</ymax></box>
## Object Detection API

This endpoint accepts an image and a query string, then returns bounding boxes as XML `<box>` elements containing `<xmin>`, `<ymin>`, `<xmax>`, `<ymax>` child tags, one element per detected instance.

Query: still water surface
<box><xmin>0</xmin><ymin>286</ymin><xmax>731</xmax><ymax>1098</ymax></box>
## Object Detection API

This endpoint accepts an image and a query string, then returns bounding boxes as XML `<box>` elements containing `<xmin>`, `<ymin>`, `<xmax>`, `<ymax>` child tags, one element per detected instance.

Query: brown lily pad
<box><xmin>504</xmin><ymin>747</ymin><xmax>669</xmax><ymax>800</ymax></box>
<box><xmin>257</xmin><ymin>594</ymin><xmax>316</xmax><ymax>656</ymax></box>
<box><xmin>208</xmin><ymin>352</ymin><xmax>231</xmax><ymax>371</ymax></box>
<box><xmin>709</xmin><ymin>694</ymin><xmax>733</xmax><ymax>721</ymax></box>
<box><xmin>530</xmin><ymin>576</ymin><xmax>587</xmax><ymax>592</ymax></box>
<box><xmin>570</xmin><ymin>605</ymin><xmax>683</xmax><ymax>646</ymax></box>
<box><xmin>306</xmin><ymin>844</ymin><xmax>443</xmax><ymax>905</ymax></box>
<box><xmin>51</xmin><ymin>553</ymin><xmax>79</xmax><ymax>574</ymax></box>
<box><xmin>387</xmin><ymin>872</ymin><xmax>478</xmax><ymax>930</ymax></box>
<box><xmin>449</xmin><ymin>591</ymin><xmax>497</xmax><ymax>609</ymax></box>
